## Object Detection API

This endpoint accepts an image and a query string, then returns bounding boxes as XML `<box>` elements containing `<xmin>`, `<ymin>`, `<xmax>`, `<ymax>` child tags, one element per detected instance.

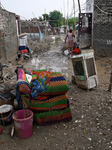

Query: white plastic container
<box><xmin>71</xmin><ymin>50</ymin><xmax>98</xmax><ymax>90</ymax></box>
<box><xmin>19</xmin><ymin>36</ymin><xmax>27</xmax><ymax>46</ymax></box>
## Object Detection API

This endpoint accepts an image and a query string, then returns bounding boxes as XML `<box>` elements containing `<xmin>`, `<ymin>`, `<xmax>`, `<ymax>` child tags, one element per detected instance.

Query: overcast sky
<box><xmin>1</xmin><ymin>0</ymin><xmax>86</xmax><ymax>19</ymax></box>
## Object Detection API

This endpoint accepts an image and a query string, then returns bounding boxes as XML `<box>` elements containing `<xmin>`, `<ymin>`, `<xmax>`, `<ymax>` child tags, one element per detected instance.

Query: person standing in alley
<box><xmin>65</xmin><ymin>29</ymin><xmax>75</xmax><ymax>55</ymax></box>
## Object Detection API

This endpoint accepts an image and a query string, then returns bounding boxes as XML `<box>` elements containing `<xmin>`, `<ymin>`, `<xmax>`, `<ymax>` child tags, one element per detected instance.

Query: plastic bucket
<box><xmin>0</xmin><ymin>104</ymin><xmax>13</xmax><ymax>126</ymax></box>
<box><xmin>12</xmin><ymin>109</ymin><xmax>33</xmax><ymax>139</ymax></box>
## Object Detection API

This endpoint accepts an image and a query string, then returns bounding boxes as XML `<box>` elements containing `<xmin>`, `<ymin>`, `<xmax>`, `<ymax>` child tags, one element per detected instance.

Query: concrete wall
<box><xmin>93</xmin><ymin>0</ymin><xmax>112</xmax><ymax>56</ymax></box>
<box><xmin>0</xmin><ymin>9</ymin><xmax>19</xmax><ymax>63</ymax></box>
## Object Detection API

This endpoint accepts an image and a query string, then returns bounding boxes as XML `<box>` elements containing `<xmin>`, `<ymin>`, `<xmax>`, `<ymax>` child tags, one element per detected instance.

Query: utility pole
<box><xmin>63</xmin><ymin>0</ymin><xmax>66</xmax><ymax>28</ymax></box>
<box><xmin>77</xmin><ymin>0</ymin><xmax>81</xmax><ymax>14</ymax></box>
<box><xmin>63</xmin><ymin>0</ymin><xmax>65</xmax><ymax>24</ymax></box>
<box><xmin>67</xmin><ymin>0</ymin><xmax>69</xmax><ymax>31</ymax></box>
<box><xmin>73</xmin><ymin>0</ymin><xmax>76</xmax><ymax>30</ymax></box>
<box><xmin>44</xmin><ymin>8</ymin><xmax>47</xmax><ymax>37</ymax></box>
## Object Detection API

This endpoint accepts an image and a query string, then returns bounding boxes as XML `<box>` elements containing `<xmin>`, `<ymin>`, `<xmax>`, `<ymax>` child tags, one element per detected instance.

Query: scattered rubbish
<box><xmin>0</xmin><ymin>30</ymin><xmax>110</xmax><ymax>149</ymax></box>
<box><xmin>81</xmin><ymin>115</ymin><xmax>84</xmax><ymax>119</ymax></box>
<box><xmin>0</xmin><ymin>141</ymin><xmax>5</xmax><ymax>145</ymax></box>
<box><xmin>108</xmin><ymin>70</ymin><xmax>112</xmax><ymax>92</ymax></box>
<box><xmin>64</xmin><ymin>133</ymin><xmax>67</xmax><ymax>136</ymax></box>
<box><xmin>63</xmin><ymin>123</ymin><xmax>66</xmax><ymax>127</ymax></box>
<box><xmin>0</xmin><ymin>62</ymin><xmax>8</xmax><ymax>80</ymax></box>
<box><xmin>75</xmin><ymin>120</ymin><xmax>82</xmax><ymax>123</ymax></box>
<box><xmin>2</xmin><ymin>63</ymin><xmax>17</xmax><ymax>83</ymax></box>
<box><xmin>108</xmin><ymin>100</ymin><xmax>112</xmax><ymax>104</ymax></box>
<box><xmin>90</xmin><ymin>127</ymin><xmax>97</xmax><ymax>132</ymax></box>
<box><xmin>71</xmin><ymin>50</ymin><xmax>98</xmax><ymax>90</ymax></box>
<box><xmin>13</xmin><ymin>99</ymin><xmax>18</xmax><ymax>109</ymax></box>
<box><xmin>0</xmin><ymin>126</ymin><xmax>3</xmax><ymax>134</ymax></box>
<box><xmin>99</xmin><ymin>132</ymin><xmax>103</xmax><ymax>135</ymax></box>
<box><xmin>51</xmin><ymin>36</ymin><xmax>55</xmax><ymax>40</ymax></box>
<box><xmin>0</xmin><ymin>104</ymin><xmax>13</xmax><ymax>126</ymax></box>
<box><xmin>10</xmin><ymin>89</ymin><xmax>16</xmax><ymax>104</ymax></box>
<box><xmin>0</xmin><ymin>90</ymin><xmax>11</xmax><ymax>101</ymax></box>
<box><xmin>10</xmin><ymin>126</ymin><xmax>15</xmax><ymax>138</ymax></box>
<box><xmin>88</xmin><ymin>138</ymin><xmax>92</xmax><ymax>141</ymax></box>
<box><xmin>84</xmin><ymin>129</ymin><xmax>87</xmax><ymax>133</ymax></box>
<box><xmin>12</xmin><ymin>109</ymin><xmax>33</xmax><ymax>139</ymax></box>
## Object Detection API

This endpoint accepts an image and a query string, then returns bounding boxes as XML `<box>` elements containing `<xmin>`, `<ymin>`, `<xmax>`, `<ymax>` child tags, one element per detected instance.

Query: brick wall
<box><xmin>21</xmin><ymin>26</ymin><xmax>45</xmax><ymax>33</ymax></box>
<box><xmin>20</xmin><ymin>20</ymin><xmax>45</xmax><ymax>34</ymax></box>
<box><xmin>93</xmin><ymin>0</ymin><xmax>112</xmax><ymax>56</ymax></box>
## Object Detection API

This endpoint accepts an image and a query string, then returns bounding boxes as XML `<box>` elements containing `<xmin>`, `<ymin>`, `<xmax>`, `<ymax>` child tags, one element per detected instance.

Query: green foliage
<box><xmin>68</xmin><ymin>18</ymin><xmax>74</xmax><ymax>26</ymax></box>
<box><xmin>49</xmin><ymin>10</ymin><xmax>63</xmax><ymax>27</ymax></box>
<box><xmin>42</xmin><ymin>13</ymin><xmax>49</xmax><ymax>21</ymax></box>
<box><xmin>68</xmin><ymin>17</ymin><xmax>79</xmax><ymax>27</ymax></box>
<box><xmin>61</xmin><ymin>17</ymin><xmax>66</xmax><ymax>25</ymax></box>
<box><xmin>38</xmin><ymin>10</ymin><xmax>79</xmax><ymax>27</ymax></box>
<box><xmin>39</xmin><ymin>16</ymin><xmax>43</xmax><ymax>21</ymax></box>
<box><xmin>75</xmin><ymin>17</ymin><xmax>79</xmax><ymax>23</ymax></box>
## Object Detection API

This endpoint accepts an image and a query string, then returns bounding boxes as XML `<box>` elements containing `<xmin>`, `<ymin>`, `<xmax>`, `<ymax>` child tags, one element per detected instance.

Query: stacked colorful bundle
<box><xmin>30</xmin><ymin>72</ymin><xmax>69</xmax><ymax>96</ymax></box>
<box><xmin>21</xmin><ymin>94</ymin><xmax>72</xmax><ymax>124</ymax></box>
<box><xmin>18</xmin><ymin>68</ymin><xmax>72</xmax><ymax>125</ymax></box>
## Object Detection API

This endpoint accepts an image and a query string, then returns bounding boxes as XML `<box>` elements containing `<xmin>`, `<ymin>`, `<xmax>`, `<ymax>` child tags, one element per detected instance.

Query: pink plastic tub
<box><xmin>13</xmin><ymin>109</ymin><xmax>33</xmax><ymax>139</ymax></box>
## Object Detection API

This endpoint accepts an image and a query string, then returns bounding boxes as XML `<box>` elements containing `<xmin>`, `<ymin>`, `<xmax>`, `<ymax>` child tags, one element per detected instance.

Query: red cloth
<box><xmin>20</xmin><ymin>49</ymin><xmax>28</xmax><ymax>54</ymax></box>
<box><xmin>74</xmin><ymin>48</ymin><xmax>81</xmax><ymax>54</ymax></box>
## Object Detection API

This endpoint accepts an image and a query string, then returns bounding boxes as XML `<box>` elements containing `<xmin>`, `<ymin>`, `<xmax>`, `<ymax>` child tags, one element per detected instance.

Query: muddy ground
<box><xmin>0</xmin><ymin>35</ymin><xmax>112</xmax><ymax>150</ymax></box>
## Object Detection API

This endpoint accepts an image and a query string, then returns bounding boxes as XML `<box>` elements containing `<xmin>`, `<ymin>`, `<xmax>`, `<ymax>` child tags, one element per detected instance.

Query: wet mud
<box><xmin>0</xmin><ymin>35</ymin><xmax>112</xmax><ymax>150</ymax></box>
<box><xmin>24</xmin><ymin>35</ymin><xmax>72</xmax><ymax>80</ymax></box>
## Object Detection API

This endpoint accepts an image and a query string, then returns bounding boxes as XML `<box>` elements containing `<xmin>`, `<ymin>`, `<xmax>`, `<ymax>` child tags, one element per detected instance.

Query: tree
<box><xmin>39</xmin><ymin>16</ymin><xmax>43</xmax><ymax>21</ymax></box>
<box><xmin>49</xmin><ymin>10</ymin><xmax>63</xmax><ymax>27</ymax></box>
<box><xmin>60</xmin><ymin>17</ymin><xmax>66</xmax><ymax>26</ymax></box>
<box><xmin>68</xmin><ymin>18</ymin><xmax>74</xmax><ymax>27</ymax></box>
<box><xmin>42</xmin><ymin>13</ymin><xmax>49</xmax><ymax>21</ymax></box>
<box><xmin>68</xmin><ymin>17</ymin><xmax>79</xmax><ymax>27</ymax></box>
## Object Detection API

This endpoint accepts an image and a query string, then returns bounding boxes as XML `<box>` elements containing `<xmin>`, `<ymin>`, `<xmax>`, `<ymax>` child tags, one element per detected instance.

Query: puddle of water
<box><xmin>47</xmin><ymin>66</ymin><xmax>62</xmax><ymax>72</ymax></box>
<box><xmin>31</xmin><ymin>57</ymin><xmax>40</xmax><ymax>65</ymax></box>
<box><xmin>24</xmin><ymin>35</ymin><xmax>73</xmax><ymax>81</ymax></box>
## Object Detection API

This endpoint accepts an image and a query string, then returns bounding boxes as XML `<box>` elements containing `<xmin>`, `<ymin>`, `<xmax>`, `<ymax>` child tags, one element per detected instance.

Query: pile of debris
<box><xmin>28</xmin><ymin>38</ymin><xmax>50</xmax><ymax>54</ymax></box>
